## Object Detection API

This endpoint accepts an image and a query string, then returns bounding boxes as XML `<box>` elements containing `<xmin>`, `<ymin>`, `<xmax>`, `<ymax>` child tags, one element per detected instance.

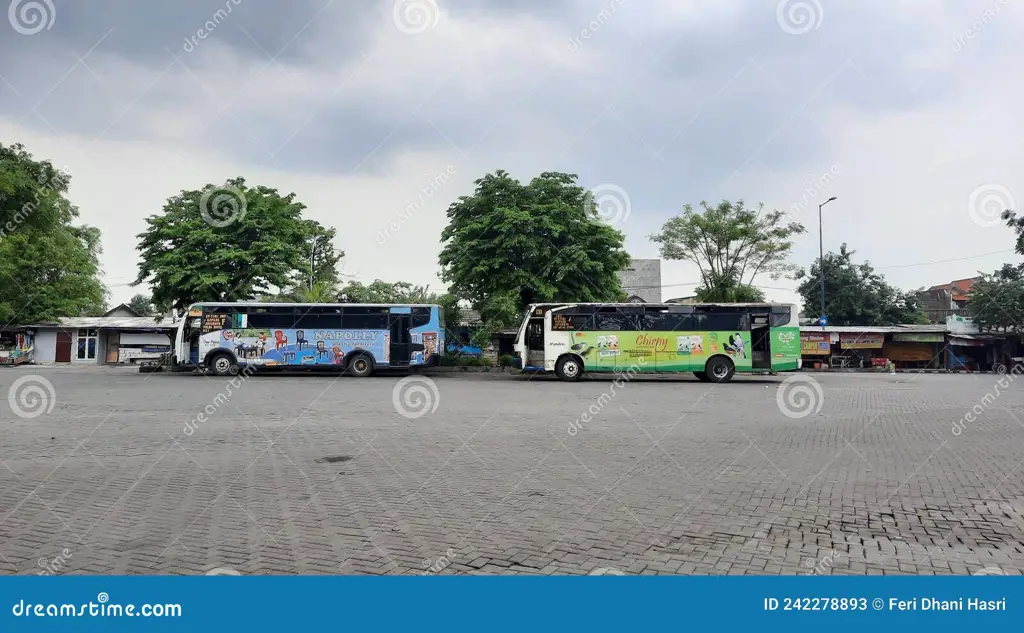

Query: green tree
<box><xmin>439</xmin><ymin>170</ymin><xmax>630</xmax><ymax>328</ymax></box>
<box><xmin>650</xmin><ymin>199</ymin><xmax>804</xmax><ymax>302</ymax></box>
<box><xmin>134</xmin><ymin>177</ymin><xmax>316</xmax><ymax>314</ymax></box>
<box><xmin>127</xmin><ymin>293</ymin><xmax>155</xmax><ymax>316</ymax></box>
<box><xmin>0</xmin><ymin>142</ymin><xmax>107</xmax><ymax>324</ymax></box>
<box><xmin>289</xmin><ymin>223</ymin><xmax>344</xmax><ymax>296</ymax></box>
<box><xmin>795</xmin><ymin>244</ymin><xmax>928</xmax><ymax>325</ymax></box>
<box><xmin>967</xmin><ymin>265</ymin><xmax>1024</xmax><ymax>332</ymax></box>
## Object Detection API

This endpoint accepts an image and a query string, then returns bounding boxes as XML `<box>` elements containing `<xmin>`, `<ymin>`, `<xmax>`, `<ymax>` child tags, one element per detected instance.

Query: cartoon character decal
<box><xmin>724</xmin><ymin>332</ymin><xmax>746</xmax><ymax>359</ymax></box>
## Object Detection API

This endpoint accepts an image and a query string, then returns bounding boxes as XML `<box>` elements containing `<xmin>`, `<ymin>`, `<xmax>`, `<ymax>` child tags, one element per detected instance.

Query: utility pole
<box><xmin>817</xmin><ymin>196</ymin><xmax>837</xmax><ymax>324</ymax></box>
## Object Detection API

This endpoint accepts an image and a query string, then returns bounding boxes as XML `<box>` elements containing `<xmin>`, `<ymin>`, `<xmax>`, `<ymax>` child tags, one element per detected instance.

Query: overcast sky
<box><xmin>1</xmin><ymin>0</ymin><xmax>1021</xmax><ymax>309</ymax></box>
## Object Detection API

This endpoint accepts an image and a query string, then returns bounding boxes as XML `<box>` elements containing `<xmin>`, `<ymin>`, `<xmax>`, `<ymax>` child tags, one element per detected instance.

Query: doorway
<box><xmin>55</xmin><ymin>331</ymin><xmax>72</xmax><ymax>363</ymax></box>
<box><xmin>751</xmin><ymin>313</ymin><xmax>772</xmax><ymax>370</ymax></box>
<box><xmin>389</xmin><ymin>314</ymin><xmax>412</xmax><ymax>366</ymax></box>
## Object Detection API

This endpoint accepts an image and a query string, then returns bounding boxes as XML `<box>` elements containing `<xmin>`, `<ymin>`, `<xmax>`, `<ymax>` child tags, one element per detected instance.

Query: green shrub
<box><xmin>498</xmin><ymin>354</ymin><xmax>515</xmax><ymax>367</ymax></box>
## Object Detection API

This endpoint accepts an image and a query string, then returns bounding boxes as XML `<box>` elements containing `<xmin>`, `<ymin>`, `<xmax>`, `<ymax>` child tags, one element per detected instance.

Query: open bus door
<box><xmin>750</xmin><ymin>311</ymin><xmax>772</xmax><ymax>370</ymax></box>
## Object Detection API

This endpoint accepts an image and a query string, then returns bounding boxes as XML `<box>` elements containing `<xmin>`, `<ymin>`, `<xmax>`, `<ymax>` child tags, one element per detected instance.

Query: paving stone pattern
<box><xmin>1</xmin><ymin>367</ymin><xmax>1023</xmax><ymax>576</ymax></box>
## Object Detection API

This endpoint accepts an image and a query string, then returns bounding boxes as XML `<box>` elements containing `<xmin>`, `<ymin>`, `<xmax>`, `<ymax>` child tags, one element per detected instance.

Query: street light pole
<box><xmin>818</xmin><ymin>196</ymin><xmax>837</xmax><ymax>323</ymax></box>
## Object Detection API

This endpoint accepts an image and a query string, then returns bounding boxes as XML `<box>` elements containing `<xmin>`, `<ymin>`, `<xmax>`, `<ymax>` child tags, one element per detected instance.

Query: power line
<box><xmin>873</xmin><ymin>249</ymin><xmax>1016</xmax><ymax>270</ymax></box>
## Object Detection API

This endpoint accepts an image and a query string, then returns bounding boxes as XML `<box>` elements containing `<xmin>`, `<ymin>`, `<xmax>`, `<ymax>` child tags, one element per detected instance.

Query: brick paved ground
<box><xmin>2</xmin><ymin>366</ymin><xmax>1024</xmax><ymax>576</ymax></box>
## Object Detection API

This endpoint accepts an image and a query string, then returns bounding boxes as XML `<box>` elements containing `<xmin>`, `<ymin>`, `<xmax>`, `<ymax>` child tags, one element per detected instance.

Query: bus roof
<box><xmin>188</xmin><ymin>302</ymin><xmax>440</xmax><ymax>308</ymax></box>
<box><xmin>529</xmin><ymin>302</ymin><xmax>795</xmax><ymax>309</ymax></box>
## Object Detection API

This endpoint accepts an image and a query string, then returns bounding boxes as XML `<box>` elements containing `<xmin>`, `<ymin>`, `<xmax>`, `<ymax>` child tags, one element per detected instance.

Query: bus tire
<box><xmin>693</xmin><ymin>371</ymin><xmax>710</xmax><ymax>382</ymax></box>
<box><xmin>348</xmin><ymin>353</ymin><xmax>374</xmax><ymax>378</ymax></box>
<box><xmin>209</xmin><ymin>352</ymin><xmax>240</xmax><ymax>377</ymax></box>
<box><xmin>704</xmin><ymin>356</ymin><xmax>735</xmax><ymax>383</ymax></box>
<box><xmin>555</xmin><ymin>355</ymin><xmax>584</xmax><ymax>382</ymax></box>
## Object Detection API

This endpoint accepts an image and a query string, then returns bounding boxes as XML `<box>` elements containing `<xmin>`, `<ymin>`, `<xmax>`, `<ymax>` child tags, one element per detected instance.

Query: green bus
<box><xmin>513</xmin><ymin>302</ymin><xmax>801</xmax><ymax>382</ymax></box>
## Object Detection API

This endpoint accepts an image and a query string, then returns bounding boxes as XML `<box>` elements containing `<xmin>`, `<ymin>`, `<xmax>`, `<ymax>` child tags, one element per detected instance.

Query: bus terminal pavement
<box><xmin>2</xmin><ymin>366</ymin><xmax>1024</xmax><ymax>576</ymax></box>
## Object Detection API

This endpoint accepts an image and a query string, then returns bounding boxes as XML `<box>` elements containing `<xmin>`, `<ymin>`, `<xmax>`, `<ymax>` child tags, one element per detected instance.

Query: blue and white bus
<box><xmin>172</xmin><ymin>302</ymin><xmax>444</xmax><ymax>377</ymax></box>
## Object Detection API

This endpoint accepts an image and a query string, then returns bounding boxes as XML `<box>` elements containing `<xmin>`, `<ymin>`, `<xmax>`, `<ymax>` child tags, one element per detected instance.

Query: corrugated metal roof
<box><xmin>800</xmin><ymin>324</ymin><xmax>950</xmax><ymax>333</ymax></box>
<box><xmin>26</xmin><ymin>316</ymin><xmax>175</xmax><ymax>330</ymax></box>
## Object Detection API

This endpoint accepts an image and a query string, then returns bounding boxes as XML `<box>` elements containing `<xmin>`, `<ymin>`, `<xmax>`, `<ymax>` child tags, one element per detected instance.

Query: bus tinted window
<box><xmin>594</xmin><ymin>307</ymin><xmax>641</xmax><ymax>331</ymax></box>
<box><xmin>552</xmin><ymin>313</ymin><xmax>590</xmax><ymax>331</ymax></box>
<box><xmin>645</xmin><ymin>310</ymin><xmax>695</xmax><ymax>331</ymax></box>
<box><xmin>343</xmin><ymin>308</ymin><xmax>389</xmax><ymax>330</ymax></box>
<box><xmin>247</xmin><ymin>308</ymin><xmax>295</xmax><ymax>329</ymax></box>
<box><xmin>694</xmin><ymin>313</ymin><xmax>746</xmax><ymax>331</ymax></box>
<box><xmin>294</xmin><ymin>309</ymin><xmax>342</xmax><ymax>330</ymax></box>
<box><xmin>770</xmin><ymin>306</ymin><xmax>792</xmax><ymax>327</ymax></box>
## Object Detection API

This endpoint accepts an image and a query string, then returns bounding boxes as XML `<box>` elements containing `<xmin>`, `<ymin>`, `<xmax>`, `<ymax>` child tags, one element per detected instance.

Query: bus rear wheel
<box><xmin>704</xmin><ymin>356</ymin><xmax>735</xmax><ymax>383</ymax></box>
<box><xmin>348</xmin><ymin>353</ymin><xmax>374</xmax><ymax>378</ymax></box>
<box><xmin>555</xmin><ymin>355</ymin><xmax>583</xmax><ymax>382</ymax></box>
<box><xmin>209</xmin><ymin>352</ymin><xmax>239</xmax><ymax>377</ymax></box>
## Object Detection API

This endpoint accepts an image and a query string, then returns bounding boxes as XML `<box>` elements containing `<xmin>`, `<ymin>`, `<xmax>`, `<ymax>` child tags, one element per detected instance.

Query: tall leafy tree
<box><xmin>127</xmin><ymin>293</ymin><xmax>156</xmax><ymax>316</ymax></box>
<box><xmin>795</xmin><ymin>244</ymin><xmax>927</xmax><ymax>325</ymax></box>
<box><xmin>134</xmin><ymin>177</ymin><xmax>315</xmax><ymax>314</ymax></box>
<box><xmin>439</xmin><ymin>170</ymin><xmax>630</xmax><ymax>328</ymax></box>
<box><xmin>967</xmin><ymin>210</ymin><xmax>1024</xmax><ymax>331</ymax></box>
<box><xmin>290</xmin><ymin>222</ymin><xmax>344</xmax><ymax>295</ymax></box>
<box><xmin>0</xmin><ymin>142</ymin><xmax>107</xmax><ymax>324</ymax></box>
<box><xmin>650</xmin><ymin>199</ymin><xmax>804</xmax><ymax>302</ymax></box>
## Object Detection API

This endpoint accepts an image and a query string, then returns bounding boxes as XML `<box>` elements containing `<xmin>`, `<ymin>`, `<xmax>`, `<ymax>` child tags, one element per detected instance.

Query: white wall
<box><xmin>119</xmin><ymin>333</ymin><xmax>171</xmax><ymax>346</ymax></box>
<box><xmin>33</xmin><ymin>330</ymin><xmax>57</xmax><ymax>363</ymax></box>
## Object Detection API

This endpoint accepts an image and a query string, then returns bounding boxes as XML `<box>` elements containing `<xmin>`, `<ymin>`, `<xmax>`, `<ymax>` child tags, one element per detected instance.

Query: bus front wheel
<box><xmin>348</xmin><ymin>353</ymin><xmax>374</xmax><ymax>378</ymax></box>
<box><xmin>209</xmin><ymin>352</ymin><xmax>240</xmax><ymax>377</ymax></box>
<box><xmin>704</xmin><ymin>356</ymin><xmax>735</xmax><ymax>383</ymax></box>
<box><xmin>555</xmin><ymin>355</ymin><xmax>583</xmax><ymax>382</ymax></box>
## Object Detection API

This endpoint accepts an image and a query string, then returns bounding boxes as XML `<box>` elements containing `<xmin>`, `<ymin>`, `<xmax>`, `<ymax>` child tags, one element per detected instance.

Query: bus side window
<box><xmin>770</xmin><ymin>307</ymin><xmax>792</xmax><ymax>327</ymax></box>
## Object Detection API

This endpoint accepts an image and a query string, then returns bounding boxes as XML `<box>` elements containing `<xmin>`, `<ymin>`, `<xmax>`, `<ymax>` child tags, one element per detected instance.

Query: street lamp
<box><xmin>818</xmin><ymin>196</ymin><xmax>838</xmax><ymax>324</ymax></box>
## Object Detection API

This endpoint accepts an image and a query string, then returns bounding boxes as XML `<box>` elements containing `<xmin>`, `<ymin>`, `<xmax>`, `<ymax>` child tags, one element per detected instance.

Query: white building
<box><xmin>24</xmin><ymin>304</ymin><xmax>175</xmax><ymax>364</ymax></box>
<box><xmin>617</xmin><ymin>259</ymin><xmax>662</xmax><ymax>303</ymax></box>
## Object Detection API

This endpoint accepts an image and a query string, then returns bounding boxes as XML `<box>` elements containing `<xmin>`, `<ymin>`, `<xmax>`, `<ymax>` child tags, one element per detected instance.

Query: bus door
<box><xmin>525</xmin><ymin>317</ymin><xmax>545</xmax><ymax>369</ymax></box>
<box><xmin>389</xmin><ymin>311</ymin><xmax>413</xmax><ymax>366</ymax></box>
<box><xmin>750</xmin><ymin>312</ymin><xmax>772</xmax><ymax>370</ymax></box>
